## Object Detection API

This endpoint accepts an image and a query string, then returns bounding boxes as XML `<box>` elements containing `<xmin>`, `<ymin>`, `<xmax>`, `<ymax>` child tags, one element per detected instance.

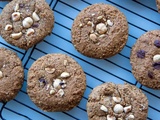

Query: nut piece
<box><xmin>32</xmin><ymin>12</ymin><xmax>40</xmax><ymax>22</ymax></box>
<box><xmin>97</xmin><ymin>16</ymin><xmax>103</xmax><ymax>20</ymax></box>
<box><xmin>12</xmin><ymin>12</ymin><xmax>21</xmax><ymax>21</ymax></box>
<box><xmin>87</xmin><ymin>21</ymin><xmax>92</xmax><ymax>26</ymax></box>
<box><xmin>124</xmin><ymin>105</ymin><xmax>132</xmax><ymax>113</ymax></box>
<box><xmin>126</xmin><ymin>114</ymin><xmax>134</xmax><ymax>120</ymax></box>
<box><xmin>61</xmin><ymin>84</ymin><xmax>67</xmax><ymax>89</ymax></box>
<box><xmin>0</xmin><ymin>71</ymin><xmax>3</xmax><ymax>78</ymax></box>
<box><xmin>79</xmin><ymin>23</ymin><xmax>83</xmax><ymax>27</ymax></box>
<box><xmin>53</xmin><ymin>79</ymin><xmax>61</xmax><ymax>88</ymax></box>
<box><xmin>57</xmin><ymin>89</ymin><xmax>64</xmax><ymax>97</ymax></box>
<box><xmin>113</xmin><ymin>104</ymin><xmax>123</xmax><ymax>114</ymax></box>
<box><xmin>5</xmin><ymin>24</ymin><xmax>13</xmax><ymax>31</ymax></box>
<box><xmin>64</xmin><ymin>60</ymin><xmax>68</xmax><ymax>66</ymax></box>
<box><xmin>11</xmin><ymin>32</ymin><xmax>22</xmax><ymax>39</ymax></box>
<box><xmin>100</xmin><ymin>105</ymin><xmax>108</xmax><ymax>112</ymax></box>
<box><xmin>107</xmin><ymin>115</ymin><xmax>116</xmax><ymax>120</ymax></box>
<box><xmin>107</xmin><ymin>20</ymin><xmax>113</xmax><ymax>26</ymax></box>
<box><xmin>153</xmin><ymin>54</ymin><xmax>160</xmax><ymax>62</ymax></box>
<box><xmin>22</xmin><ymin>17</ymin><xmax>33</xmax><ymax>28</ymax></box>
<box><xmin>112</xmin><ymin>97</ymin><xmax>121</xmax><ymax>103</ymax></box>
<box><xmin>45</xmin><ymin>67</ymin><xmax>55</xmax><ymax>74</ymax></box>
<box><xmin>26</xmin><ymin>28</ymin><xmax>35</xmax><ymax>36</ymax></box>
<box><xmin>14</xmin><ymin>4</ymin><xmax>19</xmax><ymax>12</ymax></box>
<box><xmin>49</xmin><ymin>89</ymin><xmax>56</xmax><ymax>95</ymax></box>
<box><xmin>96</xmin><ymin>23</ymin><xmax>107</xmax><ymax>34</ymax></box>
<box><xmin>89</xmin><ymin>34</ymin><xmax>97</xmax><ymax>42</ymax></box>
<box><xmin>60</xmin><ymin>72</ymin><xmax>70</xmax><ymax>78</ymax></box>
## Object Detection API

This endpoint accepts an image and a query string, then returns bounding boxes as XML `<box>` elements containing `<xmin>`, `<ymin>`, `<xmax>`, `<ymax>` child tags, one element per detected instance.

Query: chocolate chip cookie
<box><xmin>0</xmin><ymin>47</ymin><xmax>24</xmax><ymax>102</ymax></box>
<box><xmin>130</xmin><ymin>30</ymin><xmax>160</xmax><ymax>89</ymax></box>
<box><xmin>87</xmin><ymin>82</ymin><xmax>148</xmax><ymax>120</ymax></box>
<box><xmin>0</xmin><ymin>0</ymin><xmax>54</xmax><ymax>50</ymax></box>
<box><xmin>71</xmin><ymin>3</ymin><xmax>128</xmax><ymax>59</ymax></box>
<box><xmin>27</xmin><ymin>54</ymin><xmax>86</xmax><ymax>111</ymax></box>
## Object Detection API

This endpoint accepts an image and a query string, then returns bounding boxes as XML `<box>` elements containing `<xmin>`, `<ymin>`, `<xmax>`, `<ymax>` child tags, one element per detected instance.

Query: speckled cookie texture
<box><xmin>0</xmin><ymin>0</ymin><xmax>54</xmax><ymax>50</ymax></box>
<box><xmin>71</xmin><ymin>3</ymin><xmax>128</xmax><ymax>59</ymax></box>
<box><xmin>87</xmin><ymin>82</ymin><xmax>148</xmax><ymax>120</ymax></box>
<box><xmin>0</xmin><ymin>48</ymin><xmax>24</xmax><ymax>102</ymax></box>
<box><xmin>130</xmin><ymin>30</ymin><xmax>160</xmax><ymax>89</ymax></box>
<box><xmin>156</xmin><ymin>0</ymin><xmax>160</xmax><ymax>12</ymax></box>
<box><xmin>27</xmin><ymin>54</ymin><xmax>86</xmax><ymax>111</ymax></box>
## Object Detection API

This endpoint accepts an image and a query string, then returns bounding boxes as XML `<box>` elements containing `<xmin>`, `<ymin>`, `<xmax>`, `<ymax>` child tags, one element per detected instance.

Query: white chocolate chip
<box><xmin>97</xmin><ymin>16</ymin><xmax>103</xmax><ymax>20</ymax></box>
<box><xmin>57</xmin><ymin>89</ymin><xmax>64</xmax><ymax>97</ymax></box>
<box><xmin>62</xmin><ymin>80</ymin><xmax>66</xmax><ymax>84</ymax></box>
<box><xmin>112</xmin><ymin>97</ymin><xmax>121</xmax><ymax>103</ymax></box>
<box><xmin>26</xmin><ymin>28</ymin><xmax>35</xmax><ymax>36</ymax></box>
<box><xmin>22</xmin><ymin>17</ymin><xmax>33</xmax><ymax>28</ymax></box>
<box><xmin>96</xmin><ymin>23</ymin><xmax>107</xmax><ymax>34</ymax></box>
<box><xmin>124</xmin><ymin>105</ymin><xmax>132</xmax><ymax>113</ymax></box>
<box><xmin>107</xmin><ymin>115</ymin><xmax>116</xmax><ymax>120</ymax></box>
<box><xmin>153</xmin><ymin>54</ymin><xmax>160</xmax><ymax>62</ymax></box>
<box><xmin>5</xmin><ymin>24</ymin><xmax>12</xmax><ymax>31</ymax></box>
<box><xmin>14</xmin><ymin>4</ymin><xmax>19</xmax><ymax>12</ymax></box>
<box><xmin>60</xmin><ymin>72</ymin><xmax>70</xmax><ymax>78</ymax></box>
<box><xmin>126</xmin><ymin>114</ymin><xmax>134</xmax><ymax>120</ymax></box>
<box><xmin>100</xmin><ymin>105</ymin><xmax>108</xmax><ymax>112</ymax></box>
<box><xmin>89</xmin><ymin>34</ymin><xmax>97</xmax><ymax>42</ymax></box>
<box><xmin>49</xmin><ymin>89</ymin><xmax>56</xmax><ymax>95</ymax></box>
<box><xmin>12</xmin><ymin>12</ymin><xmax>21</xmax><ymax>21</ymax></box>
<box><xmin>32</xmin><ymin>12</ymin><xmax>40</xmax><ymax>22</ymax></box>
<box><xmin>113</xmin><ymin>104</ymin><xmax>123</xmax><ymax>114</ymax></box>
<box><xmin>53</xmin><ymin>79</ymin><xmax>61</xmax><ymax>88</ymax></box>
<box><xmin>11</xmin><ymin>32</ymin><xmax>22</xmax><ymax>39</ymax></box>
<box><xmin>0</xmin><ymin>71</ymin><xmax>3</xmax><ymax>78</ymax></box>
<box><xmin>64</xmin><ymin>60</ymin><xmax>68</xmax><ymax>66</ymax></box>
<box><xmin>45</xmin><ymin>67</ymin><xmax>55</xmax><ymax>74</ymax></box>
<box><xmin>107</xmin><ymin>20</ymin><xmax>113</xmax><ymax>26</ymax></box>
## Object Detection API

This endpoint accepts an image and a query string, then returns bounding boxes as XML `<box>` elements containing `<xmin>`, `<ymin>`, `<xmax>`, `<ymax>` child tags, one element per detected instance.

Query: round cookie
<box><xmin>156</xmin><ymin>0</ymin><xmax>160</xmax><ymax>12</ymax></box>
<box><xmin>27</xmin><ymin>54</ymin><xmax>86</xmax><ymax>111</ymax></box>
<box><xmin>87</xmin><ymin>82</ymin><xmax>148</xmax><ymax>120</ymax></box>
<box><xmin>130</xmin><ymin>30</ymin><xmax>160</xmax><ymax>89</ymax></box>
<box><xmin>71</xmin><ymin>3</ymin><xmax>128</xmax><ymax>59</ymax></box>
<box><xmin>0</xmin><ymin>48</ymin><xmax>24</xmax><ymax>102</ymax></box>
<box><xmin>0</xmin><ymin>0</ymin><xmax>54</xmax><ymax>50</ymax></box>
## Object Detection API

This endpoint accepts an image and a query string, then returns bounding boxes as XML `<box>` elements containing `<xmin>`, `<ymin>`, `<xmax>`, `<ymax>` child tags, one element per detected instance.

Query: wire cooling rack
<box><xmin>0</xmin><ymin>0</ymin><xmax>160</xmax><ymax>120</ymax></box>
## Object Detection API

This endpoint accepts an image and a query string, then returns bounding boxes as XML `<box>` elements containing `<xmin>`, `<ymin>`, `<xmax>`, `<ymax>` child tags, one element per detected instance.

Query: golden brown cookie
<box><xmin>71</xmin><ymin>3</ymin><xmax>128</xmax><ymax>59</ymax></box>
<box><xmin>27</xmin><ymin>54</ymin><xmax>86</xmax><ymax>111</ymax></box>
<box><xmin>0</xmin><ymin>0</ymin><xmax>54</xmax><ymax>50</ymax></box>
<box><xmin>87</xmin><ymin>83</ymin><xmax>148</xmax><ymax>120</ymax></box>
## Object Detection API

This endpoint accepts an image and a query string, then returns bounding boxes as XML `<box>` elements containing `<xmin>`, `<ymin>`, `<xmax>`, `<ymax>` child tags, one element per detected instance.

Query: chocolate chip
<box><xmin>148</xmin><ymin>71</ymin><xmax>154</xmax><ymax>79</ymax></box>
<box><xmin>153</xmin><ymin>62</ymin><xmax>160</xmax><ymax>70</ymax></box>
<box><xmin>59</xmin><ymin>82</ymin><xmax>65</xmax><ymax>86</ymax></box>
<box><xmin>19</xmin><ymin>3</ymin><xmax>25</xmax><ymax>8</ymax></box>
<box><xmin>32</xmin><ymin>23</ymin><xmax>39</xmax><ymax>28</ymax></box>
<box><xmin>154</xmin><ymin>40</ymin><xmax>160</xmax><ymax>48</ymax></box>
<box><xmin>137</xmin><ymin>50</ymin><xmax>146</xmax><ymax>59</ymax></box>
<box><xmin>39</xmin><ymin>78</ymin><xmax>47</xmax><ymax>85</ymax></box>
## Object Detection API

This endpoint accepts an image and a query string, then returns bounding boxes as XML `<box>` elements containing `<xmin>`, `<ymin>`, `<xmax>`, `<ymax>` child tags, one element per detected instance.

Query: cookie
<box><xmin>0</xmin><ymin>48</ymin><xmax>24</xmax><ymax>102</ymax></box>
<box><xmin>27</xmin><ymin>54</ymin><xmax>86</xmax><ymax>111</ymax></box>
<box><xmin>130</xmin><ymin>30</ymin><xmax>160</xmax><ymax>89</ymax></box>
<box><xmin>71</xmin><ymin>3</ymin><xmax>128</xmax><ymax>59</ymax></box>
<box><xmin>0</xmin><ymin>0</ymin><xmax>54</xmax><ymax>50</ymax></box>
<box><xmin>156</xmin><ymin>0</ymin><xmax>160</xmax><ymax>12</ymax></box>
<box><xmin>87</xmin><ymin>82</ymin><xmax>148</xmax><ymax>120</ymax></box>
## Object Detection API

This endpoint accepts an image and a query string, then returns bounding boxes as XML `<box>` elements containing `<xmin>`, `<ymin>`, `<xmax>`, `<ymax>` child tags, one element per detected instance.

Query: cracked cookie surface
<box><xmin>0</xmin><ymin>0</ymin><xmax>54</xmax><ymax>50</ymax></box>
<box><xmin>87</xmin><ymin>83</ymin><xmax>148</xmax><ymax>120</ymax></box>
